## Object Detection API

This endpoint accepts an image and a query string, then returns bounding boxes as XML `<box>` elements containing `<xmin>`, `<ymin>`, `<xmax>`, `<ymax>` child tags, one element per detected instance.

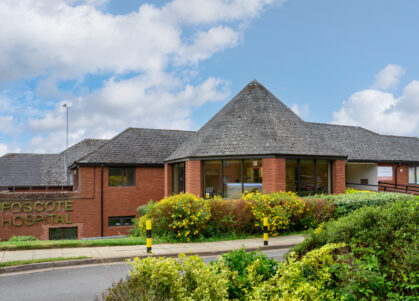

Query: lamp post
<box><xmin>63</xmin><ymin>104</ymin><xmax>69</xmax><ymax>184</ymax></box>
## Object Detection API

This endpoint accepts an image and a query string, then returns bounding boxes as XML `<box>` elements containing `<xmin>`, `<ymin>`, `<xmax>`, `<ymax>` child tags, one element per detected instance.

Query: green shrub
<box><xmin>292</xmin><ymin>199</ymin><xmax>419</xmax><ymax>299</ymax></box>
<box><xmin>311</xmin><ymin>191</ymin><xmax>415</xmax><ymax>217</ymax></box>
<box><xmin>249</xmin><ymin>243</ymin><xmax>346</xmax><ymax>300</ymax></box>
<box><xmin>137</xmin><ymin>193</ymin><xmax>211</xmax><ymax>241</ymax></box>
<box><xmin>211</xmin><ymin>248</ymin><xmax>277</xmax><ymax>300</ymax></box>
<box><xmin>100</xmin><ymin>254</ymin><xmax>228</xmax><ymax>301</ymax></box>
<box><xmin>8</xmin><ymin>236</ymin><xmax>38</xmax><ymax>242</ymax></box>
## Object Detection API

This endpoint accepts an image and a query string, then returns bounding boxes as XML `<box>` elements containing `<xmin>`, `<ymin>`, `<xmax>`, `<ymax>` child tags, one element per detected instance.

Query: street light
<box><xmin>63</xmin><ymin>104</ymin><xmax>69</xmax><ymax>184</ymax></box>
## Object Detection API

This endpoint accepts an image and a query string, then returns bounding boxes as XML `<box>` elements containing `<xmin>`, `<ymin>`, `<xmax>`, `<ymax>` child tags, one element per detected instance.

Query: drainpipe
<box><xmin>101</xmin><ymin>164</ymin><xmax>104</xmax><ymax>237</ymax></box>
<box><xmin>395</xmin><ymin>162</ymin><xmax>401</xmax><ymax>189</ymax></box>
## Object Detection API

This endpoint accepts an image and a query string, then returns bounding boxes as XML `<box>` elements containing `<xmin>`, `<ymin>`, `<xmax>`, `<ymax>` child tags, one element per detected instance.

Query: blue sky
<box><xmin>0</xmin><ymin>0</ymin><xmax>418</xmax><ymax>155</ymax></box>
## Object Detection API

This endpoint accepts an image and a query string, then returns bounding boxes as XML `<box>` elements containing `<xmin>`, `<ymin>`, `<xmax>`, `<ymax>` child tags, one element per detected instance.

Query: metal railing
<box><xmin>346</xmin><ymin>182</ymin><xmax>419</xmax><ymax>194</ymax></box>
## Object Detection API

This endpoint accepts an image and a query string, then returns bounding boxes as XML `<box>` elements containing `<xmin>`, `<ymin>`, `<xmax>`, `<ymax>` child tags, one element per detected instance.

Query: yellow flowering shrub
<box><xmin>138</xmin><ymin>193</ymin><xmax>210</xmax><ymax>241</ymax></box>
<box><xmin>248</xmin><ymin>243</ymin><xmax>347</xmax><ymax>300</ymax></box>
<box><xmin>242</xmin><ymin>191</ymin><xmax>306</xmax><ymax>236</ymax></box>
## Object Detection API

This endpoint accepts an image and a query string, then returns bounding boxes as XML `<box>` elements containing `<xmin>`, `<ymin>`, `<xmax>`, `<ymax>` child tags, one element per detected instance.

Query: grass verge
<box><xmin>0</xmin><ymin>231</ymin><xmax>304</xmax><ymax>251</ymax></box>
<box><xmin>0</xmin><ymin>256</ymin><xmax>89</xmax><ymax>268</ymax></box>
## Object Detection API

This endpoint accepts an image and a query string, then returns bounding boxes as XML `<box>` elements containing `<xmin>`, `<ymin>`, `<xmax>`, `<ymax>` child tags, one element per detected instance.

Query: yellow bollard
<box><xmin>263</xmin><ymin>217</ymin><xmax>268</xmax><ymax>246</ymax></box>
<box><xmin>146</xmin><ymin>220</ymin><xmax>152</xmax><ymax>254</ymax></box>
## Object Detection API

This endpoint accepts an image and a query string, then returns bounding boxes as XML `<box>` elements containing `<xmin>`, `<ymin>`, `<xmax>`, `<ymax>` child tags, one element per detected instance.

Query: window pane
<box><xmin>223</xmin><ymin>160</ymin><xmax>242</xmax><ymax>199</ymax></box>
<box><xmin>63</xmin><ymin>227</ymin><xmax>77</xmax><ymax>239</ymax></box>
<box><xmin>416</xmin><ymin>167</ymin><xmax>419</xmax><ymax>184</ymax></box>
<box><xmin>409</xmin><ymin>167</ymin><xmax>415</xmax><ymax>184</ymax></box>
<box><xmin>243</xmin><ymin>159</ymin><xmax>262</xmax><ymax>193</ymax></box>
<box><xmin>204</xmin><ymin>160</ymin><xmax>222</xmax><ymax>198</ymax></box>
<box><xmin>300</xmin><ymin>159</ymin><xmax>315</xmax><ymax>196</ymax></box>
<box><xmin>286</xmin><ymin>159</ymin><xmax>298</xmax><ymax>192</ymax></box>
<box><xmin>178</xmin><ymin>163</ymin><xmax>185</xmax><ymax>192</ymax></box>
<box><xmin>49</xmin><ymin>227</ymin><xmax>77</xmax><ymax>240</ymax></box>
<box><xmin>109</xmin><ymin>168</ymin><xmax>123</xmax><ymax>186</ymax></box>
<box><xmin>316</xmin><ymin>160</ymin><xmax>330</xmax><ymax>194</ymax></box>
<box><xmin>172</xmin><ymin>163</ymin><xmax>185</xmax><ymax>194</ymax></box>
<box><xmin>125</xmin><ymin>168</ymin><xmax>135</xmax><ymax>186</ymax></box>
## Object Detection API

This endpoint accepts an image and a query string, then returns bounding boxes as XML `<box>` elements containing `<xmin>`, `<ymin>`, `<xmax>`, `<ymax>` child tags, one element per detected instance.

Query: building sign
<box><xmin>378</xmin><ymin>166</ymin><xmax>393</xmax><ymax>181</ymax></box>
<box><xmin>1</xmin><ymin>200</ymin><xmax>73</xmax><ymax>227</ymax></box>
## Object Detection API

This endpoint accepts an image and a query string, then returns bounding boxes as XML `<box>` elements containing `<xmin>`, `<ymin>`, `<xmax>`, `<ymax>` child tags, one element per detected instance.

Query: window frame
<box><xmin>203</xmin><ymin>159</ymin><xmax>262</xmax><ymax>199</ymax></box>
<box><xmin>49</xmin><ymin>227</ymin><xmax>78</xmax><ymax>240</ymax></box>
<box><xmin>172</xmin><ymin>162</ymin><xmax>186</xmax><ymax>194</ymax></box>
<box><xmin>108</xmin><ymin>167</ymin><xmax>136</xmax><ymax>187</ymax></box>
<box><xmin>108</xmin><ymin>216</ymin><xmax>135</xmax><ymax>227</ymax></box>
<box><xmin>286</xmin><ymin>159</ymin><xmax>332</xmax><ymax>195</ymax></box>
<box><xmin>409</xmin><ymin>166</ymin><xmax>419</xmax><ymax>184</ymax></box>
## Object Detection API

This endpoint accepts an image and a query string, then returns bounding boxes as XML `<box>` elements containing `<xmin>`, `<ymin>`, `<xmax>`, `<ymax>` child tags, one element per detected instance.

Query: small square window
<box><xmin>109</xmin><ymin>168</ymin><xmax>135</xmax><ymax>187</ymax></box>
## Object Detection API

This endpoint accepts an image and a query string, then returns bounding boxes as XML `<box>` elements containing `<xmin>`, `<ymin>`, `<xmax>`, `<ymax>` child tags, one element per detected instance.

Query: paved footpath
<box><xmin>0</xmin><ymin>234</ymin><xmax>304</xmax><ymax>273</ymax></box>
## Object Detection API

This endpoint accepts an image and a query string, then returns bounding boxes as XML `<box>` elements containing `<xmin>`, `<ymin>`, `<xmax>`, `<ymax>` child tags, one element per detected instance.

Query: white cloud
<box><xmin>0</xmin><ymin>143</ymin><xmax>20</xmax><ymax>156</ymax></box>
<box><xmin>291</xmin><ymin>104</ymin><xmax>310</xmax><ymax>118</ymax></box>
<box><xmin>372</xmin><ymin>64</ymin><xmax>405</xmax><ymax>91</ymax></box>
<box><xmin>0</xmin><ymin>0</ymin><xmax>284</xmax><ymax>153</ymax></box>
<box><xmin>332</xmin><ymin>66</ymin><xmax>419</xmax><ymax>136</ymax></box>
<box><xmin>0</xmin><ymin>0</ymin><xmax>282</xmax><ymax>81</ymax></box>
<box><xmin>0</xmin><ymin>115</ymin><xmax>17</xmax><ymax>134</ymax></box>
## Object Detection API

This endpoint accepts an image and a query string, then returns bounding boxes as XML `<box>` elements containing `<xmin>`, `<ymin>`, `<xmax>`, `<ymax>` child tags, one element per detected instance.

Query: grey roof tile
<box><xmin>0</xmin><ymin>139</ymin><xmax>107</xmax><ymax>187</ymax></box>
<box><xmin>76</xmin><ymin>128</ymin><xmax>194</xmax><ymax>165</ymax></box>
<box><xmin>166</xmin><ymin>80</ymin><xmax>419</xmax><ymax>163</ymax></box>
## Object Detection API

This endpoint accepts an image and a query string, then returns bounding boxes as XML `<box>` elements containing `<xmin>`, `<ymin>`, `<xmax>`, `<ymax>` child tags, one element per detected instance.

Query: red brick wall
<box><xmin>377</xmin><ymin>164</ymin><xmax>419</xmax><ymax>194</ymax></box>
<box><xmin>185</xmin><ymin>160</ymin><xmax>202</xmax><ymax>197</ymax></box>
<box><xmin>333</xmin><ymin>160</ymin><xmax>346</xmax><ymax>194</ymax></box>
<box><xmin>164</xmin><ymin>164</ymin><xmax>172</xmax><ymax>197</ymax></box>
<box><xmin>0</xmin><ymin>166</ymin><xmax>165</xmax><ymax>240</ymax></box>
<box><xmin>102</xmin><ymin>166</ymin><xmax>164</xmax><ymax>236</ymax></box>
<box><xmin>0</xmin><ymin>167</ymin><xmax>102</xmax><ymax>240</ymax></box>
<box><xmin>262</xmin><ymin>158</ymin><xmax>286</xmax><ymax>193</ymax></box>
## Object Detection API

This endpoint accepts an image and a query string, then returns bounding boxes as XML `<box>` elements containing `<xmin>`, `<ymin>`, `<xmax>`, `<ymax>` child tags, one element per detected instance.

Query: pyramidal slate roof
<box><xmin>75</xmin><ymin>128</ymin><xmax>194</xmax><ymax>166</ymax></box>
<box><xmin>0</xmin><ymin>139</ymin><xmax>107</xmax><ymax>187</ymax></box>
<box><xmin>166</xmin><ymin>80</ymin><xmax>419</xmax><ymax>163</ymax></box>
<box><xmin>166</xmin><ymin>81</ymin><xmax>348</xmax><ymax>161</ymax></box>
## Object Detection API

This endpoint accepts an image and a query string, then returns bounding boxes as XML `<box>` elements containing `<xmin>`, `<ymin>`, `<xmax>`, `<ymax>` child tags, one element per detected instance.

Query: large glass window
<box><xmin>204</xmin><ymin>159</ymin><xmax>262</xmax><ymax>198</ymax></box>
<box><xmin>300</xmin><ymin>160</ymin><xmax>315</xmax><ymax>196</ymax></box>
<box><xmin>172</xmin><ymin>162</ymin><xmax>185</xmax><ymax>194</ymax></box>
<box><xmin>286</xmin><ymin>159</ymin><xmax>298</xmax><ymax>192</ymax></box>
<box><xmin>316</xmin><ymin>160</ymin><xmax>331</xmax><ymax>194</ymax></box>
<box><xmin>109</xmin><ymin>167</ymin><xmax>135</xmax><ymax>187</ymax></box>
<box><xmin>223</xmin><ymin>160</ymin><xmax>242</xmax><ymax>199</ymax></box>
<box><xmin>409</xmin><ymin>166</ymin><xmax>419</xmax><ymax>184</ymax></box>
<box><xmin>204</xmin><ymin>160</ymin><xmax>222</xmax><ymax>198</ymax></box>
<box><xmin>243</xmin><ymin>159</ymin><xmax>263</xmax><ymax>193</ymax></box>
<box><xmin>286</xmin><ymin>159</ymin><xmax>331</xmax><ymax>195</ymax></box>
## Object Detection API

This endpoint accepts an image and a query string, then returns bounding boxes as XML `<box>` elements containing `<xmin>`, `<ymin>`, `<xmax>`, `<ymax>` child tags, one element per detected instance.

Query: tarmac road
<box><xmin>0</xmin><ymin>248</ymin><xmax>289</xmax><ymax>301</ymax></box>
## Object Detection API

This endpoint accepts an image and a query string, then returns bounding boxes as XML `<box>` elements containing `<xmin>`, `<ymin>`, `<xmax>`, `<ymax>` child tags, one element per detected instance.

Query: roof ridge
<box><xmin>127</xmin><ymin>127</ymin><xmax>195</xmax><ymax>133</ymax></box>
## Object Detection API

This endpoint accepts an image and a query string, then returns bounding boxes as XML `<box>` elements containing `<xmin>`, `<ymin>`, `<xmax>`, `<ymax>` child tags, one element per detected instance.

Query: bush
<box><xmin>243</xmin><ymin>191</ymin><xmax>306</xmax><ymax>235</ymax></box>
<box><xmin>249</xmin><ymin>243</ymin><xmax>346</xmax><ymax>300</ymax></box>
<box><xmin>137</xmin><ymin>193</ymin><xmax>211</xmax><ymax>241</ymax></box>
<box><xmin>8</xmin><ymin>236</ymin><xmax>38</xmax><ymax>242</ymax></box>
<box><xmin>311</xmin><ymin>191</ymin><xmax>416</xmax><ymax>217</ymax></box>
<box><xmin>211</xmin><ymin>248</ymin><xmax>277</xmax><ymax>300</ymax></box>
<box><xmin>100</xmin><ymin>254</ymin><xmax>228</xmax><ymax>301</ymax></box>
<box><xmin>292</xmin><ymin>199</ymin><xmax>419</xmax><ymax>299</ymax></box>
<box><xmin>206</xmin><ymin>197</ymin><xmax>236</xmax><ymax>236</ymax></box>
<box><xmin>300</xmin><ymin>198</ymin><xmax>335</xmax><ymax>228</ymax></box>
